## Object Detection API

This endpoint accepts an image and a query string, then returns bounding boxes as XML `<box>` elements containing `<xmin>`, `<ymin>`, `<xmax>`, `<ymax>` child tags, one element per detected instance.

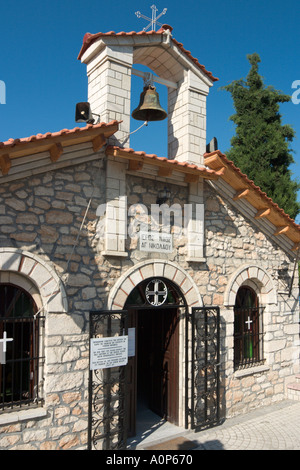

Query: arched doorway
<box><xmin>124</xmin><ymin>277</ymin><xmax>187</xmax><ymax>437</ymax></box>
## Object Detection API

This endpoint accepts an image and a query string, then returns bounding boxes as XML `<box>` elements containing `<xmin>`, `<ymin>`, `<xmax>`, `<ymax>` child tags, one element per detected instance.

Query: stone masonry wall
<box><xmin>0</xmin><ymin>164</ymin><xmax>299</xmax><ymax>449</ymax></box>
<box><xmin>120</xmin><ymin>176</ymin><xmax>299</xmax><ymax>419</ymax></box>
<box><xmin>202</xmin><ymin>183</ymin><xmax>299</xmax><ymax>418</ymax></box>
<box><xmin>0</xmin><ymin>159</ymin><xmax>109</xmax><ymax>450</ymax></box>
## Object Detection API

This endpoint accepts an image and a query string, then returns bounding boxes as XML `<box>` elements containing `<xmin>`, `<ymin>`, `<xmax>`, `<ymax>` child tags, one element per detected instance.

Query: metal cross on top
<box><xmin>135</xmin><ymin>4</ymin><xmax>167</xmax><ymax>31</ymax></box>
<box><xmin>0</xmin><ymin>331</ymin><xmax>13</xmax><ymax>364</ymax></box>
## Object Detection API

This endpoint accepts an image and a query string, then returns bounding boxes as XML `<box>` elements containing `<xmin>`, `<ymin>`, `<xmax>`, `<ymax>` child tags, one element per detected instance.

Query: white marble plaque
<box><xmin>139</xmin><ymin>231</ymin><xmax>172</xmax><ymax>253</ymax></box>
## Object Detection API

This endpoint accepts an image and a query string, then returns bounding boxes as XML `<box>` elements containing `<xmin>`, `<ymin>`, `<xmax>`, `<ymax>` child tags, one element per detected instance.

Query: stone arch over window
<box><xmin>224</xmin><ymin>264</ymin><xmax>277</xmax><ymax>307</ymax></box>
<box><xmin>108</xmin><ymin>259</ymin><xmax>202</xmax><ymax>310</ymax></box>
<box><xmin>0</xmin><ymin>248</ymin><xmax>67</xmax><ymax>313</ymax></box>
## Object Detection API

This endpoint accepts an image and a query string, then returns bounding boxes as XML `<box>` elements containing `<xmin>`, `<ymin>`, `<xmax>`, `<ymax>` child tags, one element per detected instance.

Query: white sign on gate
<box><xmin>128</xmin><ymin>327</ymin><xmax>135</xmax><ymax>357</ymax></box>
<box><xmin>90</xmin><ymin>336</ymin><xmax>128</xmax><ymax>370</ymax></box>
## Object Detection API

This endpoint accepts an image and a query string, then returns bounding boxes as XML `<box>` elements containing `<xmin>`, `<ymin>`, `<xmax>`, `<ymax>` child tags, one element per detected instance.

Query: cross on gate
<box><xmin>0</xmin><ymin>331</ymin><xmax>13</xmax><ymax>364</ymax></box>
<box><xmin>135</xmin><ymin>4</ymin><xmax>167</xmax><ymax>31</ymax></box>
<box><xmin>245</xmin><ymin>316</ymin><xmax>253</xmax><ymax>330</ymax></box>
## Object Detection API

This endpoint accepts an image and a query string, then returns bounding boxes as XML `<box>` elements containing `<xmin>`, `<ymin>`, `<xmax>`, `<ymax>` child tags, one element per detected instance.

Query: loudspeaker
<box><xmin>75</xmin><ymin>102</ymin><xmax>95</xmax><ymax>124</ymax></box>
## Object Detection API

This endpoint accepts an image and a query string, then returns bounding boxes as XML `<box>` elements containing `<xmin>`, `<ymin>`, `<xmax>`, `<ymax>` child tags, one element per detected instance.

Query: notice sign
<box><xmin>90</xmin><ymin>336</ymin><xmax>128</xmax><ymax>370</ymax></box>
<box><xmin>140</xmin><ymin>231</ymin><xmax>172</xmax><ymax>253</ymax></box>
<box><xmin>128</xmin><ymin>328</ymin><xmax>135</xmax><ymax>357</ymax></box>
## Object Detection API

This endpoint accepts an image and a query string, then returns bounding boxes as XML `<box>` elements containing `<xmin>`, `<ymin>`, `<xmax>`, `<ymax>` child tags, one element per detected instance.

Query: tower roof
<box><xmin>77</xmin><ymin>25</ymin><xmax>218</xmax><ymax>83</ymax></box>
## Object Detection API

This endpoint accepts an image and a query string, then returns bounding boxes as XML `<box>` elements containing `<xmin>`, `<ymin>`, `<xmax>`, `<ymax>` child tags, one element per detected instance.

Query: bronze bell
<box><xmin>132</xmin><ymin>85</ymin><xmax>167</xmax><ymax>122</ymax></box>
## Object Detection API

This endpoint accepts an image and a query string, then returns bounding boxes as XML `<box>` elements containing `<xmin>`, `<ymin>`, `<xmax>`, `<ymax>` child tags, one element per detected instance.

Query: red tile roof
<box><xmin>107</xmin><ymin>146</ymin><xmax>300</xmax><ymax>244</ymax></box>
<box><xmin>77</xmin><ymin>25</ymin><xmax>218</xmax><ymax>83</ymax></box>
<box><xmin>0</xmin><ymin>121</ymin><xmax>119</xmax><ymax>175</ymax></box>
<box><xmin>0</xmin><ymin>121</ymin><xmax>119</xmax><ymax>150</ymax></box>
<box><xmin>106</xmin><ymin>145</ymin><xmax>219</xmax><ymax>180</ymax></box>
<box><xmin>204</xmin><ymin>150</ymin><xmax>300</xmax><ymax>243</ymax></box>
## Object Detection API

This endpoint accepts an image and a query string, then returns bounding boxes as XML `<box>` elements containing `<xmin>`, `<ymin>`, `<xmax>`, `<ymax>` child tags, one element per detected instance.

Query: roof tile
<box><xmin>77</xmin><ymin>26</ymin><xmax>218</xmax><ymax>82</ymax></box>
<box><xmin>106</xmin><ymin>145</ymin><xmax>218</xmax><ymax>179</ymax></box>
<box><xmin>0</xmin><ymin>121</ymin><xmax>119</xmax><ymax>150</ymax></box>
<box><xmin>204</xmin><ymin>150</ymin><xmax>300</xmax><ymax>236</ymax></box>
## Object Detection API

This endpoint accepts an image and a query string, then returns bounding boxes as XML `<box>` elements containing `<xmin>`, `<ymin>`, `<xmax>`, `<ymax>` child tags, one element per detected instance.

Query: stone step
<box><xmin>287</xmin><ymin>382</ymin><xmax>300</xmax><ymax>391</ymax></box>
<box><xmin>287</xmin><ymin>378</ymin><xmax>300</xmax><ymax>402</ymax></box>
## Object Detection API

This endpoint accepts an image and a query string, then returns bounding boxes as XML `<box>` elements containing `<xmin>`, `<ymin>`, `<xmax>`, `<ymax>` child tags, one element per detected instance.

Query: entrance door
<box><xmin>127</xmin><ymin>307</ymin><xmax>179</xmax><ymax>437</ymax></box>
<box><xmin>88</xmin><ymin>310</ymin><xmax>128</xmax><ymax>450</ymax></box>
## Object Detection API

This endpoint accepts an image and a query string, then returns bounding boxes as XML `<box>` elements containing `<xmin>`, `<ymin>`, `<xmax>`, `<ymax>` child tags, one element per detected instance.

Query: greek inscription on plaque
<box><xmin>90</xmin><ymin>336</ymin><xmax>128</xmax><ymax>370</ymax></box>
<box><xmin>140</xmin><ymin>231</ymin><xmax>172</xmax><ymax>253</ymax></box>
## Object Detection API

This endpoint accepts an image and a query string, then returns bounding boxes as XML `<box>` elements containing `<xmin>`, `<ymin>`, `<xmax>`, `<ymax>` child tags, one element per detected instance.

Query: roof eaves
<box><xmin>77</xmin><ymin>30</ymin><xmax>162</xmax><ymax>60</ymax></box>
<box><xmin>204</xmin><ymin>150</ymin><xmax>300</xmax><ymax>245</ymax></box>
<box><xmin>0</xmin><ymin>121</ymin><xmax>119</xmax><ymax>175</ymax></box>
<box><xmin>106</xmin><ymin>145</ymin><xmax>219</xmax><ymax>181</ymax></box>
<box><xmin>0</xmin><ymin>121</ymin><xmax>119</xmax><ymax>149</ymax></box>
<box><xmin>171</xmin><ymin>38</ymin><xmax>218</xmax><ymax>82</ymax></box>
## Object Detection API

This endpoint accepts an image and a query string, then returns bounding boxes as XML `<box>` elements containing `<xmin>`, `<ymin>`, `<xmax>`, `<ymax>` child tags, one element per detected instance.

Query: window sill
<box><xmin>186</xmin><ymin>257</ymin><xmax>206</xmax><ymax>263</ymax></box>
<box><xmin>234</xmin><ymin>364</ymin><xmax>270</xmax><ymax>378</ymax></box>
<box><xmin>102</xmin><ymin>250</ymin><xmax>128</xmax><ymax>258</ymax></box>
<box><xmin>0</xmin><ymin>407</ymin><xmax>47</xmax><ymax>426</ymax></box>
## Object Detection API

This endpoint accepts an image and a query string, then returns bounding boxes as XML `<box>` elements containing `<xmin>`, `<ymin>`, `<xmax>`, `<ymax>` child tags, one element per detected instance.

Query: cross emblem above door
<box><xmin>145</xmin><ymin>279</ymin><xmax>168</xmax><ymax>306</ymax></box>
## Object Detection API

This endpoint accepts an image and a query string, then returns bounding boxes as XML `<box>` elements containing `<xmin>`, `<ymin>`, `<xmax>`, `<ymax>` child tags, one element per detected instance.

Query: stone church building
<box><xmin>0</xmin><ymin>25</ymin><xmax>299</xmax><ymax>450</ymax></box>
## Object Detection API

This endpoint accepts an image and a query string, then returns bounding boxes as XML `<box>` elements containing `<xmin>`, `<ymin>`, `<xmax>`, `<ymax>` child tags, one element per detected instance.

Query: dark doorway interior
<box><xmin>127</xmin><ymin>307</ymin><xmax>179</xmax><ymax>437</ymax></box>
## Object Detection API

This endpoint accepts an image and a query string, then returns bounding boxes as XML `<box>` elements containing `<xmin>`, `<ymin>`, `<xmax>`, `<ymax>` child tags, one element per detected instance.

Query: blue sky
<box><xmin>1</xmin><ymin>0</ymin><xmax>300</xmax><ymax>221</ymax></box>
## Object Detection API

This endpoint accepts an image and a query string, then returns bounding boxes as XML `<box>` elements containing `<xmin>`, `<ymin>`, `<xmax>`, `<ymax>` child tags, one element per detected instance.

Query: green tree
<box><xmin>223</xmin><ymin>53</ymin><xmax>300</xmax><ymax>220</ymax></box>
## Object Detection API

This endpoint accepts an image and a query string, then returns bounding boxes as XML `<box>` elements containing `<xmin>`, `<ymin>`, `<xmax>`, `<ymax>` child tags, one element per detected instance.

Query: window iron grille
<box><xmin>0</xmin><ymin>285</ymin><xmax>44</xmax><ymax>411</ymax></box>
<box><xmin>234</xmin><ymin>306</ymin><xmax>264</xmax><ymax>369</ymax></box>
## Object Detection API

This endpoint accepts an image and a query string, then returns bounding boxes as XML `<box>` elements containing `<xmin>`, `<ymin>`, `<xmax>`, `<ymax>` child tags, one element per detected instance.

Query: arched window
<box><xmin>0</xmin><ymin>284</ymin><xmax>43</xmax><ymax>410</ymax></box>
<box><xmin>234</xmin><ymin>286</ymin><xmax>264</xmax><ymax>369</ymax></box>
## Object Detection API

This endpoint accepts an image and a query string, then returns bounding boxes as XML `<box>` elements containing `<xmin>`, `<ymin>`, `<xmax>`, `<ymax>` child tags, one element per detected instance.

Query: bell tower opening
<box><xmin>130</xmin><ymin>65</ymin><xmax>168</xmax><ymax>157</ymax></box>
<box><xmin>78</xmin><ymin>25</ymin><xmax>217</xmax><ymax>165</ymax></box>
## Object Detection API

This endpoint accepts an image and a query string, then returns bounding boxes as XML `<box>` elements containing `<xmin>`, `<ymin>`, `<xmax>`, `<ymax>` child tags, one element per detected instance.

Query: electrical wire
<box><xmin>31</xmin><ymin>119</ymin><xmax>148</xmax><ymax>316</ymax></box>
<box><xmin>33</xmin><ymin>167</ymin><xmax>101</xmax><ymax>317</ymax></box>
<box><xmin>121</xmin><ymin>121</ymin><xmax>148</xmax><ymax>145</ymax></box>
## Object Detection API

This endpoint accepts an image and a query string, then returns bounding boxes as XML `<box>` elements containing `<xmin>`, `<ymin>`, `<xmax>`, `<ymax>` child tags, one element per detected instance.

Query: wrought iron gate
<box><xmin>88</xmin><ymin>310</ymin><xmax>128</xmax><ymax>450</ymax></box>
<box><xmin>187</xmin><ymin>306</ymin><xmax>220</xmax><ymax>431</ymax></box>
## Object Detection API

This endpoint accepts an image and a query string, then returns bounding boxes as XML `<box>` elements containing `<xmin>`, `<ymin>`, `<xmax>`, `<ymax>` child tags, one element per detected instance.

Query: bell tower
<box><xmin>78</xmin><ymin>25</ymin><xmax>217</xmax><ymax>165</ymax></box>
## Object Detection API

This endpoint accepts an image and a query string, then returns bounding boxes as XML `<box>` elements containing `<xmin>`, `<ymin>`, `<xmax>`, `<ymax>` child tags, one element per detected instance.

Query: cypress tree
<box><xmin>223</xmin><ymin>53</ymin><xmax>300</xmax><ymax>220</ymax></box>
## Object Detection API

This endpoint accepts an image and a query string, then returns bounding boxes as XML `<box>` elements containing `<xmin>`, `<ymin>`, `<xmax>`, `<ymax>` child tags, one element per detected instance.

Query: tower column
<box><xmin>168</xmin><ymin>70</ymin><xmax>209</xmax><ymax>165</ymax></box>
<box><xmin>83</xmin><ymin>44</ymin><xmax>133</xmax><ymax>147</ymax></box>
